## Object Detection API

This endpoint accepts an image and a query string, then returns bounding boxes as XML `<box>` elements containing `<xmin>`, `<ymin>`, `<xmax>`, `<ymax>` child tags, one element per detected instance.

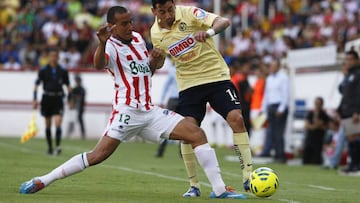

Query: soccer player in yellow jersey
<box><xmin>150</xmin><ymin>0</ymin><xmax>252</xmax><ymax>197</ymax></box>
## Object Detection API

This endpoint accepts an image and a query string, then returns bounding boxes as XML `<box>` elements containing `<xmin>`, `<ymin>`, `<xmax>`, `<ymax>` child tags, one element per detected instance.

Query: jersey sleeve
<box><xmin>189</xmin><ymin>6</ymin><xmax>218</xmax><ymax>28</ymax></box>
<box><xmin>35</xmin><ymin>68</ymin><xmax>43</xmax><ymax>85</ymax></box>
<box><xmin>105</xmin><ymin>42</ymin><xmax>115</xmax><ymax>71</ymax></box>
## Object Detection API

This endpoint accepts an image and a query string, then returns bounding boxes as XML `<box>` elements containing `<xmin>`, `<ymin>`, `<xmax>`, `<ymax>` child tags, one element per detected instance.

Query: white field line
<box><xmin>307</xmin><ymin>184</ymin><xmax>336</xmax><ymax>191</ymax></box>
<box><xmin>101</xmin><ymin>164</ymin><xmax>211</xmax><ymax>188</ymax></box>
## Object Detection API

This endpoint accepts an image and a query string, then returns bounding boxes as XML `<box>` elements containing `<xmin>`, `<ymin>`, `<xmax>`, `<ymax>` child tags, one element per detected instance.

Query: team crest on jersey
<box><xmin>179</xmin><ymin>22</ymin><xmax>187</xmax><ymax>31</ymax></box>
<box><xmin>192</xmin><ymin>7</ymin><xmax>207</xmax><ymax>19</ymax></box>
<box><xmin>168</xmin><ymin>34</ymin><xmax>197</xmax><ymax>57</ymax></box>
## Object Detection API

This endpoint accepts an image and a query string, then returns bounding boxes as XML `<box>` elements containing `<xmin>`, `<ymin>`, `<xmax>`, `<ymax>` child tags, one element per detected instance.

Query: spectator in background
<box><xmin>230</xmin><ymin>59</ymin><xmax>253</xmax><ymax>136</ymax></box>
<box><xmin>0</xmin><ymin>1</ymin><xmax>18</xmax><ymax>28</ymax></box>
<box><xmin>3</xmin><ymin>56</ymin><xmax>21</xmax><ymax>70</ymax></box>
<box><xmin>260</xmin><ymin>59</ymin><xmax>289</xmax><ymax>163</ymax></box>
<box><xmin>323</xmin><ymin>56</ymin><xmax>354</xmax><ymax>170</ymax></box>
<box><xmin>67</xmin><ymin>75</ymin><xmax>86</xmax><ymax>139</ymax></box>
<box><xmin>74</xmin><ymin>6</ymin><xmax>94</xmax><ymax>30</ymax></box>
<box><xmin>0</xmin><ymin>44</ymin><xmax>20</xmax><ymax>65</ymax></box>
<box><xmin>322</xmin><ymin>117</ymin><xmax>344</xmax><ymax>169</ymax></box>
<box><xmin>19</xmin><ymin>44</ymin><xmax>37</xmax><ymax>66</ymax></box>
<box><xmin>59</xmin><ymin>45</ymin><xmax>81</xmax><ymax>69</ymax></box>
<box><xmin>37</xmin><ymin>50</ymin><xmax>49</xmax><ymax>67</ymax></box>
<box><xmin>1</xmin><ymin>0</ymin><xmax>358</xmax><ymax>71</ymax></box>
<box><xmin>249</xmin><ymin>65</ymin><xmax>266</xmax><ymax>155</ymax></box>
<box><xmin>156</xmin><ymin>56</ymin><xmax>179</xmax><ymax>158</ymax></box>
<box><xmin>33</xmin><ymin>48</ymin><xmax>72</xmax><ymax>155</ymax></box>
<box><xmin>302</xmin><ymin>96</ymin><xmax>330</xmax><ymax>165</ymax></box>
<box><xmin>337</xmin><ymin>50</ymin><xmax>360</xmax><ymax>175</ymax></box>
<box><xmin>41</xmin><ymin>16</ymin><xmax>64</xmax><ymax>41</ymax></box>
<box><xmin>250</xmin><ymin>65</ymin><xmax>266</xmax><ymax>119</ymax></box>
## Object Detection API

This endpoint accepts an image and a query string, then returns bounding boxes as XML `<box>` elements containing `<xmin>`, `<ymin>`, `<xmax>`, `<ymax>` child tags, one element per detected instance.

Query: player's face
<box><xmin>48</xmin><ymin>51</ymin><xmax>59</xmax><ymax>66</ymax></box>
<box><xmin>152</xmin><ymin>1</ymin><xmax>176</xmax><ymax>28</ymax></box>
<box><xmin>269</xmin><ymin>60</ymin><xmax>280</xmax><ymax>74</ymax></box>
<box><xmin>111</xmin><ymin>12</ymin><xmax>134</xmax><ymax>41</ymax></box>
<box><xmin>344</xmin><ymin>54</ymin><xmax>358</xmax><ymax>69</ymax></box>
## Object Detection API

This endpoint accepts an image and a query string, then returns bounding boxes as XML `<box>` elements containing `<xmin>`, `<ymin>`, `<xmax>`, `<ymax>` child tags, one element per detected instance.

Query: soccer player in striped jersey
<box><xmin>19</xmin><ymin>6</ymin><xmax>246</xmax><ymax>199</ymax></box>
<box><xmin>150</xmin><ymin>0</ymin><xmax>253</xmax><ymax>196</ymax></box>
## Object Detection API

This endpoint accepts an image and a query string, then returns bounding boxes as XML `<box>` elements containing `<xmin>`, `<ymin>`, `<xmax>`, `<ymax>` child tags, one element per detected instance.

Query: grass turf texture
<box><xmin>0</xmin><ymin>137</ymin><xmax>358</xmax><ymax>203</ymax></box>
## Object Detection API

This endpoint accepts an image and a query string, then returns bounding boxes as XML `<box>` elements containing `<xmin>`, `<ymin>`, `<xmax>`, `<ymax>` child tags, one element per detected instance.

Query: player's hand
<box><xmin>275</xmin><ymin>111</ymin><xmax>282</xmax><ymax>117</ymax></box>
<box><xmin>32</xmin><ymin>100</ymin><xmax>38</xmax><ymax>110</ymax></box>
<box><xmin>96</xmin><ymin>24</ymin><xmax>116</xmax><ymax>43</ymax></box>
<box><xmin>194</xmin><ymin>31</ymin><xmax>208</xmax><ymax>42</ymax></box>
<box><xmin>353</xmin><ymin>113</ymin><xmax>359</xmax><ymax>123</ymax></box>
<box><xmin>149</xmin><ymin>48</ymin><xmax>165</xmax><ymax>70</ymax></box>
<box><xmin>150</xmin><ymin>48</ymin><xmax>164</xmax><ymax>59</ymax></box>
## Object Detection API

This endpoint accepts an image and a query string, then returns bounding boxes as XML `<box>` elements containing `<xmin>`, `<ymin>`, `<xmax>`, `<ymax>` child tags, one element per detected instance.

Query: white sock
<box><xmin>194</xmin><ymin>143</ymin><xmax>226</xmax><ymax>196</ymax></box>
<box><xmin>40</xmin><ymin>153</ymin><xmax>89</xmax><ymax>186</ymax></box>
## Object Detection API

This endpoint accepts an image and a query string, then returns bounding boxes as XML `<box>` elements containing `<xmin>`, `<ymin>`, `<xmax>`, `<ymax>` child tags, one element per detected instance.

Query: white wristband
<box><xmin>206</xmin><ymin>28</ymin><xmax>215</xmax><ymax>37</ymax></box>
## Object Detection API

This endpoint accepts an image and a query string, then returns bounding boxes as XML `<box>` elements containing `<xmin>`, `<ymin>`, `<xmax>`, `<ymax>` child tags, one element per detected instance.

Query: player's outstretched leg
<box><xmin>19</xmin><ymin>136</ymin><xmax>120</xmax><ymax>194</ymax></box>
<box><xmin>19</xmin><ymin>152</ymin><xmax>89</xmax><ymax>194</ymax></box>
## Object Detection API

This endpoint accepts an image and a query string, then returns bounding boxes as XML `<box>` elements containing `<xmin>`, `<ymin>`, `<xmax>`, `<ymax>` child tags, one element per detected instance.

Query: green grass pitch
<box><xmin>0</xmin><ymin>137</ymin><xmax>358</xmax><ymax>203</ymax></box>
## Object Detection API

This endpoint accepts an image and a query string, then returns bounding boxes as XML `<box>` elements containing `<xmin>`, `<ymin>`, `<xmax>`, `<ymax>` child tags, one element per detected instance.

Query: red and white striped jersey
<box><xmin>104</xmin><ymin>32</ymin><xmax>153</xmax><ymax>111</ymax></box>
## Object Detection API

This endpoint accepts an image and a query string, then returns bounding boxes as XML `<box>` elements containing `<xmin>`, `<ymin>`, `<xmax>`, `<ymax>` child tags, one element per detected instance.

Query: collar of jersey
<box><xmin>110</xmin><ymin>36</ymin><xmax>133</xmax><ymax>45</ymax></box>
<box><xmin>174</xmin><ymin>6</ymin><xmax>183</xmax><ymax>24</ymax></box>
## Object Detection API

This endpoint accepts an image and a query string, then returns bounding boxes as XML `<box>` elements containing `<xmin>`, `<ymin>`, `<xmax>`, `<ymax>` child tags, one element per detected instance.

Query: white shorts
<box><xmin>104</xmin><ymin>104</ymin><xmax>184</xmax><ymax>143</ymax></box>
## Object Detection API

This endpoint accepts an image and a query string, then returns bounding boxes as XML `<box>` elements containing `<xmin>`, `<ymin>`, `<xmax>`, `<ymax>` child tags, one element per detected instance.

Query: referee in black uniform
<box><xmin>33</xmin><ymin>49</ymin><xmax>72</xmax><ymax>155</ymax></box>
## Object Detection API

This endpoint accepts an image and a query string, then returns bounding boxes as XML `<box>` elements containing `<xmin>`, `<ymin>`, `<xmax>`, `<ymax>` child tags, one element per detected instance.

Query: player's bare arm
<box><xmin>194</xmin><ymin>16</ymin><xmax>231</xmax><ymax>42</ymax></box>
<box><xmin>33</xmin><ymin>85</ymin><xmax>39</xmax><ymax>109</ymax></box>
<box><xmin>94</xmin><ymin>24</ymin><xmax>116</xmax><ymax>69</ymax></box>
<box><xmin>149</xmin><ymin>48</ymin><xmax>165</xmax><ymax>74</ymax></box>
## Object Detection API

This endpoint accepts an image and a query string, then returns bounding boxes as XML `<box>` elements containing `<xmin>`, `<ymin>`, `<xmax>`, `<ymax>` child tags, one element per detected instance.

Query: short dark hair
<box><xmin>346</xmin><ymin>50</ymin><xmax>359</xmax><ymax>60</ymax></box>
<box><xmin>152</xmin><ymin>0</ymin><xmax>173</xmax><ymax>8</ymax></box>
<box><xmin>315</xmin><ymin>96</ymin><xmax>324</xmax><ymax>105</ymax></box>
<box><xmin>107</xmin><ymin>6</ymin><xmax>128</xmax><ymax>24</ymax></box>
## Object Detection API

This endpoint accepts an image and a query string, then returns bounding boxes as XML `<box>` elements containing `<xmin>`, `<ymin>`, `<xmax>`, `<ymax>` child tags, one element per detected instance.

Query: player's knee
<box><xmin>227</xmin><ymin>110</ymin><xmax>246</xmax><ymax>130</ymax></box>
<box><xmin>190</xmin><ymin>127</ymin><xmax>207</xmax><ymax>147</ymax></box>
<box><xmin>228</xmin><ymin>110</ymin><xmax>244</xmax><ymax>123</ymax></box>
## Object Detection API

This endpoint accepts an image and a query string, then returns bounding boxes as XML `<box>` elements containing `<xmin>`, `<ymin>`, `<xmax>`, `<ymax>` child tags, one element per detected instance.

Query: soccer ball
<box><xmin>250</xmin><ymin>167</ymin><xmax>279</xmax><ymax>198</ymax></box>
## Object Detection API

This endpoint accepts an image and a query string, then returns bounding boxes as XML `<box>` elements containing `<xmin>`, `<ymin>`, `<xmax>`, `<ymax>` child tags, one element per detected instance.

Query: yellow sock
<box><xmin>181</xmin><ymin>143</ymin><xmax>200</xmax><ymax>189</ymax></box>
<box><xmin>233</xmin><ymin>132</ymin><xmax>253</xmax><ymax>183</ymax></box>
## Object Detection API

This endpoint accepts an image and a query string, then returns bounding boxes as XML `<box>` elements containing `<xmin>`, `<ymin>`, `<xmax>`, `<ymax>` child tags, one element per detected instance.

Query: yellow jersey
<box><xmin>151</xmin><ymin>6</ymin><xmax>230</xmax><ymax>91</ymax></box>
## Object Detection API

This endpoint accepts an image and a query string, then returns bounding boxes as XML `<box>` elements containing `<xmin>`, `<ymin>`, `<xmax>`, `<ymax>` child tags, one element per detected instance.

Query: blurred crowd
<box><xmin>1</xmin><ymin>0</ymin><xmax>360</xmax><ymax>71</ymax></box>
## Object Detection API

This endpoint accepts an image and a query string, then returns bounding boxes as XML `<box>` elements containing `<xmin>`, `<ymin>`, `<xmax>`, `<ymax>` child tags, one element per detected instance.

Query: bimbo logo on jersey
<box><xmin>168</xmin><ymin>34</ymin><xmax>197</xmax><ymax>57</ymax></box>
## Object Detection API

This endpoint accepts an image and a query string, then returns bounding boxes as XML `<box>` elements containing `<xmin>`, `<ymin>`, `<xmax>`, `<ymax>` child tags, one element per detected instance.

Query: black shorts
<box><xmin>40</xmin><ymin>95</ymin><xmax>64</xmax><ymax>117</ymax></box>
<box><xmin>176</xmin><ymin>80</ymin><xmax>241</xmax><ymax>124</ymax></box>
